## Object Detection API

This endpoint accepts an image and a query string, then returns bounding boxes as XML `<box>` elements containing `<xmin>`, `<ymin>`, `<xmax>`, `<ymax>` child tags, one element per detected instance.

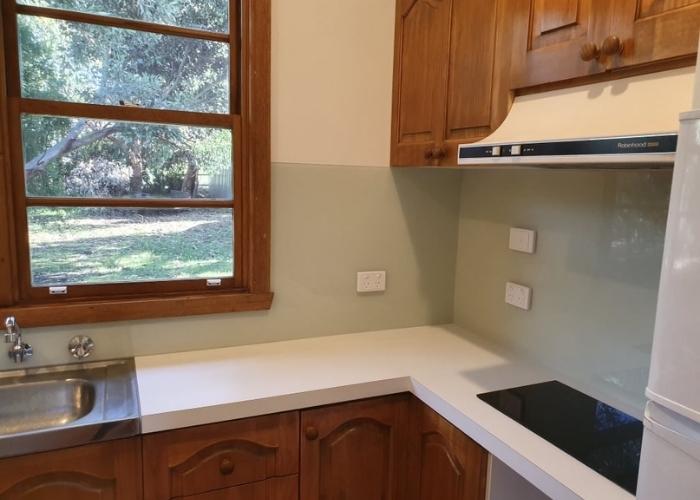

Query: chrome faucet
<box><xmin>4</xmin><ymin>316</ymin><xmax>32</xmax><ymax>363</ymax></box>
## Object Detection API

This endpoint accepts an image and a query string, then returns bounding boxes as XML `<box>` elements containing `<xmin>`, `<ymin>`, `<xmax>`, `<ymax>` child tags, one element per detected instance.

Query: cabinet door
<box><xmin>391</xmin><ymin>0</ymin><xmax>452</xmax><ymax>166</ymax></box>
<box><xmin>442</xmin><ymin>0</ymin><xmax>500</xmax><ymax>162</ymax></box>
<box><xmin>300</xmin><ymin>394</ymin><xmax>411</xmax><ymax>500</ymax></box>
<box><xmin>142</xmin><ymin>412</ymin><xmax>299</xmax><ymax>499</ymax></box>
<box><xmin>0</xmin><ymin>438</ymin><xmax>142</xmax><ymax>500</ymax></box>
<box><xmin>611</xmin><ymin>0</ymin><xmax>700</xmax><ymax>67</ymax></box>
<box><xmin>512</xmin><ymin>0</ymin><xmax>615</xmax><ymax>88</ymax></box>
<box><xmin>409</xmin><ymin>401</ymin><xmax>488</xmax><ymax>500</ymax></box>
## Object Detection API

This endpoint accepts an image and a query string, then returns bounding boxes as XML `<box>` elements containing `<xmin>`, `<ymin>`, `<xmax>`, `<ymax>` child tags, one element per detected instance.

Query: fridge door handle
<box><xmin>645</xmin><ymin>410</ymin><xmax>700</xmax><ymax>462</ymax></box>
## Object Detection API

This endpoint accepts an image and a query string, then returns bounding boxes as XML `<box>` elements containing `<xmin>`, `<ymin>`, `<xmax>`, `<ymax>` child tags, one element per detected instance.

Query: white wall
<box><xmin>453</xmin><ymin>169</ymin><xmax>672</xmax><ymax>415</ymax></box>
<box><xmin>271</xmin><ymin>0</ymin><xmax>396</xmax><ymax>167</ymax></box>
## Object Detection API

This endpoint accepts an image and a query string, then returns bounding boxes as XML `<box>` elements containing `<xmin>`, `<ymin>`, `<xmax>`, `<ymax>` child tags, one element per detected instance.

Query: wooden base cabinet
<box><xmin>142</xmin><ymin>412</ymin><xmax>299</xmax><ymax>500</ymax></box>
<box><xmin>0</xmin><ymin>438</ymin><xmax>142</xmax><ymax>500</ymax></box>
<box><xmin>181</xmin><ymin>476</ymin><xmax>297</xmax><ymax>500</ymax></box>
<box><xmin>300</xmin><ymin>394</ymin><xmax>413</xmax><ymax>500</ymax></box>
<box><xmin>408</xmin><ymin>401</ymin><xmax>488</xmax><ymax>500</ymax></box>
<box><xmin>0</xmin><ymin>395</ymin><xmax>488</xmax><ymax>500</ymax></box>
<box><xmin>300</xmin><ymin>394</ymin><xmax>488</xmax><ymax>500</ymax></box>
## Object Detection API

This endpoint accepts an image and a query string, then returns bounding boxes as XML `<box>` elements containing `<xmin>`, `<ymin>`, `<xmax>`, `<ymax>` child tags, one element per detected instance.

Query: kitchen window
<box><xmin>0</xmin><ymin>0</ymin><xmax>272</xmax><ymax>326</ymax></box>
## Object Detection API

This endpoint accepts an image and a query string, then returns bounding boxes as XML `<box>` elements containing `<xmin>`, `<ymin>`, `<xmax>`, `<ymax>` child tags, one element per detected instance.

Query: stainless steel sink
<box><xmin>0</xmin><ymin>359</ymin><xmax>140</xmax><ymax>458</ymax></box>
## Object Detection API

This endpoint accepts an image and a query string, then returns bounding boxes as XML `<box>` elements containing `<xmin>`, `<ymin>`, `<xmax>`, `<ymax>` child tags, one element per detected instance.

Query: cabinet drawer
<box><xmin>143</xmin><ymin>412</ymin><xmax>299</xmax><ymax>499</ymax></box>
<box><xmin>183</xmin><ymin>475</ymin><xmax>298</xmax><ymax>500</ymax></box>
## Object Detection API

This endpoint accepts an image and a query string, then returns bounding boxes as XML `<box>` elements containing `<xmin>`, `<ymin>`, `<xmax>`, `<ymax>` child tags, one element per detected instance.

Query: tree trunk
<box><xmin>128</xmin><ymin>138</ymin><xmax>144</xmax><ymax>195</ymax></box>
<box><xmin>181</xmin><ymin>153</ymin><xmax>199</xmax><ymax>198</ymax></box>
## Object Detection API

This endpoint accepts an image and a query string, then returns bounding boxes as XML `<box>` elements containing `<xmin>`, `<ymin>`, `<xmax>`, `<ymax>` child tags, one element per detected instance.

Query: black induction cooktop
<box><xmin>477</xmin><ymin>380</ymin><xmax>643</xmax><ymax>494</ymax></box>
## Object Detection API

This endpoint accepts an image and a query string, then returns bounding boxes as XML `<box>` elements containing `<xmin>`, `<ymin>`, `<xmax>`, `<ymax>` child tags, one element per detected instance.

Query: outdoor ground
<box><xmin>28</xmin><ymin>208</ymin><xmax>233</xmax><ymax>286</ymax></box>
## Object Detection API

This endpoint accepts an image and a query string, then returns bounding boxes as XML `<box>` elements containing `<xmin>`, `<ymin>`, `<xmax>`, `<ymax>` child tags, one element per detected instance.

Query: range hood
<box><xmin>458</xmin><ymin>67</ymin><xmax>695</xmax><ymax>167</ymax></box>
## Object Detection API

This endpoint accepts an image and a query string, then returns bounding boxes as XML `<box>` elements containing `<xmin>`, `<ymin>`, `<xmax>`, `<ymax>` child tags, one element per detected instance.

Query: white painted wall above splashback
<box><xmin>271</xmin><ymin>0</ymin><xmax>396</xmax><ymax>167</ymax></box>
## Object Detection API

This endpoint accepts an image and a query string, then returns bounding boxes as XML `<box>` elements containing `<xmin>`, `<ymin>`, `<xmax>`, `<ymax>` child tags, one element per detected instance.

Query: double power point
<box><xmin>357</xmin><ymin>271</ymin><xmax>386</xmax><ymax>293</ymax></box>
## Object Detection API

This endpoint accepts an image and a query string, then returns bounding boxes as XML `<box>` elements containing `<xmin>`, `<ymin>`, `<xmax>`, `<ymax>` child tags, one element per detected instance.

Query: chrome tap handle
<box><xmin>4</xmin><ymin>316</ymin><xmax>18</xmax><ymax>343</ymax></box>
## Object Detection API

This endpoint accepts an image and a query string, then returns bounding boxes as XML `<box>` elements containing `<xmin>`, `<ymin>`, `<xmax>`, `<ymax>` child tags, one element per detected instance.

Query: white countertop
<box><xmin>135</xmin><ymin>324</ymin><xmax>634</xmax><ymax>500</ymax></box>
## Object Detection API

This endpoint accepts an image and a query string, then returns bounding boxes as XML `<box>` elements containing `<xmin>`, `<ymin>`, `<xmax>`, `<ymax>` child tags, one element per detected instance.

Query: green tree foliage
<box><xmin>19</xmin><ymin>0</ymin><xmax>232</xmax><ymax>199</ymax></box>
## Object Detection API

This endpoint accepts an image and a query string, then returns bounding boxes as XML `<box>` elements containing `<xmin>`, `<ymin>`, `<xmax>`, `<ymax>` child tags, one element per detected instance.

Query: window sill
<box><xmin>0</xmin><ymin>291</ymin><xmax>274</xmax><ymax>327</ymax></box>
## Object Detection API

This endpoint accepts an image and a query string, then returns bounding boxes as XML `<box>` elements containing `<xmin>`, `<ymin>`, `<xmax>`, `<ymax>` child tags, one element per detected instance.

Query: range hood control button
<box><xmin>511</xmin><ymin>145</ymin><xmax>522</xmax><ymax>155</ymax></box>
<box><xmin>491</xmin><ymin>146</ymin><xmax>501</xmax><ymax>156</ymax></box>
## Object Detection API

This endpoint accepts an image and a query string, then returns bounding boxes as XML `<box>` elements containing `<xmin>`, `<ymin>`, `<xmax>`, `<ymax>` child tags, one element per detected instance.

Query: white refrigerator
<box><xmin>636</xmin><ymin>66</ymin><xmax>700</xmax><ymax>499</ymax></box>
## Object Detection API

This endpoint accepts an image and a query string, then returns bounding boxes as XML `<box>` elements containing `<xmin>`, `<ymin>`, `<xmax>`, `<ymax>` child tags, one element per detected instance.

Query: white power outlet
<box><xmin>357</xmin><ymin>271</ymin><xmax>386</xmax><ymax>293</ymax></box>
<box><xmin>505</xmin><ymin>282</ymin><xmax>532</xmax><ymax>310</ymax></box>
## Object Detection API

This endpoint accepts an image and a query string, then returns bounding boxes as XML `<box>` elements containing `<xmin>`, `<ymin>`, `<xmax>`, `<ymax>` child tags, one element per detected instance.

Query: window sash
<box><xmin>2</xmin><ymin>0</ymin><xmax>244</xmax><ymax>300</ymax></box>
<box><xmin>16</xmin><ymin>4</ymin><xmax>230</xmax><ymax>42</ymax></box>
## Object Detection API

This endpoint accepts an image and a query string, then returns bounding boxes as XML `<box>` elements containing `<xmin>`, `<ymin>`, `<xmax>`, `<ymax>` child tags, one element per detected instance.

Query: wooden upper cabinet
<box><xmin>392</xmin><ymin>0</ymin><xmax>452</xmax><ymax>166</ymax></box>
<box><xmin>0</xmin><ymin>438</ymin><xmax>142</xmax><ymax>500</ymax></box>
<box><xmin>511</xmin><ymin>0</ymin><xmax>700</xmax><ymax>89</ymax></box>
<box><xmin>408</xmin><ymin>401</ymin><xmax>488</xmax><ymax>500</ymax></box>
<box><xmin>300</xmin><ymin>394</ymin><xmax>412</xmax><ymax>500</ymax></box>
<box><xmin>142</xmin><ymin>412</ymin><xmax>299</xmax><ymax>499</ymax></box>
<box><xmin>611</xmin><ymin>0</ymin><xmax>700</xmax><ymax>67</ymax></box>
<box><xmin>443</xmin><ymin>0</ymin><xmax>499</xmax><ymax>161</ymax></box>
<box><xmin>512</xmin><ymin>0</ymin><xmax>615</xmax><ymax>88</ymax></box>
<box><xmin>391</xmin><ymin>0</ymin><xmax>501</xmax><ymax>166</ymax></box>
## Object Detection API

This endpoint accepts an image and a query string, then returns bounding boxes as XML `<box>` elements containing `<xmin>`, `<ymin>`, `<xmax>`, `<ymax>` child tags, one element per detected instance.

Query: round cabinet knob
<box><xmin>305</xmin><ymin>426</ymin><xmax>319</xmax><ymax>440</ymax></box>
<box><xmin>601</xmin><ymin>35</ymin><xmax>624</xmax><ymax>56</ymax></box>
<box><xmin>424</xmin><ymin>148</ymin><xmax>434</xmax><ymax>161</ymax></box>
<box><xmin>432</xmin><ymin>147</ymin><xmax>446</xmax><ymax>160</ymax></box>
<box><xmin>68</xmin><ymin>335</ymin><xmax>95</xmax><ymax>359</ymax></box>
<box><xmin>219</xmin><ymin>458</ymin><xmax>235</xmax><ymax>475</ymax></box>
<box><xmin>579</xmin><ymin>42</ymin><xmax>600</xmax><ymax>61</ymax></box>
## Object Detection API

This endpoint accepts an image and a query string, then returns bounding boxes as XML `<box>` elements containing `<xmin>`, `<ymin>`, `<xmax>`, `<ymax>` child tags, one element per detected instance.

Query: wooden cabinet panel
<box><xmin>612</xmin><ymin>0</ymin><xmax>700</xmax><ymax>66</ymax></box>
<box><xmin>513</xmin><ymin>0</ymin><xmax>615</xmax><ymax>88</ymax></box>
<box><xmin>392</xmin><ymin>0</ymin><xmax>452</xmax><ymax>165</ymax></box>
<box><xmin>408</xmin><ymin>401</ymin><xmax>488</xmax><ymax>500</ymax></box>
<box><xmin>183</xmin><ymin>475</ymin><xmax>298</xmax><ymax>500</ymax></box>
<box><xmin>0</xmin><ymin>438</ymin><xmax>142</xmax><ymax>500</ymax></box>
<box><xmin>300</xmin><ymin>394</ymin><xmax>411</xmax><ymax>500</ymax></box>
<box><xmin>511</xmin><ymin>0</ymin><xmax>700</xmax><ymax>89</ymax></box>
<box><xmin>444</xmin><ymin>0</ymin><xmax>498</xmax><ymax>147</ymax></box>
<box><xmin>142</xmin><ymin>411</ymin><xmax>299</xmax><ymax>499</ymax></box>
<box><xmin>391</xmin><ymin>0</ymin><xmax>504</xmax><ymax>166</ymax></box>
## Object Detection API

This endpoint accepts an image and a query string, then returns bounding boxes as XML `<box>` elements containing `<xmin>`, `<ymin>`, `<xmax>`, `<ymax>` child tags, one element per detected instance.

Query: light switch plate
<box><xmin>357</xmin><ymin>271</ymin><xmax>386</xmax><ymax>293</ymax></box>
<box><xmin>505</xmin><ymin>282</ymin><xmax>532</xmax><ymax>310</ymax></box>
<box><xmin>509</xmin><ymin>227</ymin><xmax>536</xmax><ymax>254</ymax></box>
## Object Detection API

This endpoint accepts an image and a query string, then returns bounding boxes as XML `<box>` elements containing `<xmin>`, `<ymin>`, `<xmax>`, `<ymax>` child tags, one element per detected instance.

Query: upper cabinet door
<box><xmin>611</xmin><ymin>0</ymin><xmax>700</xmax><ymax>67</ymax></box>
<box><xmin>391</xmin><ymin>0</ymin><xmax>452</xmax><ymax>166</ymax></box>
<box><xmin>443</xmin><ymin>0</ymin><xmax>499</xmax><ymax>152</ymax></box>
<box><xmin>512</xmin><ymin>0</ymin><xmax>615</xmax><ymax>88</ymax></box>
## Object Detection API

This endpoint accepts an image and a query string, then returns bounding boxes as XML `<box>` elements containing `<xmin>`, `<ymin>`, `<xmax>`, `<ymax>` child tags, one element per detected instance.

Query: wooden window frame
<box><xmin>0</xmin><ymin>0</ymin><xmax>272</xmax><ymax>327</ymax></box>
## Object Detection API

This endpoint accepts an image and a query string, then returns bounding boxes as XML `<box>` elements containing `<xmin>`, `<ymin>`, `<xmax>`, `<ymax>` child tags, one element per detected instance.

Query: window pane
<box><xmin>23</xmin><ymin>115</ymin><xmax>233</xmax><ymax>200</ymax></box>
<box><xmin>19</xmin><ymin>15</ymin><xmax>229</xmax><ymax>113</ymax></box>
<box><xmin>28</xmin><ymin>207</ymin><xmax>233</xmax><ymax>286</ymax></box>
<box><xmin>19</xmin><ymin>0</ymin><xmax>229</xmax><ymax>33</ymax></box>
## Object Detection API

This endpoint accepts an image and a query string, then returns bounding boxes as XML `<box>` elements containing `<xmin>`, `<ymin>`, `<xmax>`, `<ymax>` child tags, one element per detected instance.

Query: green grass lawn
<box><xmin>28</xmin><ymin>207</ymin><xmax>233</xmax><ymax>286</ymax></box>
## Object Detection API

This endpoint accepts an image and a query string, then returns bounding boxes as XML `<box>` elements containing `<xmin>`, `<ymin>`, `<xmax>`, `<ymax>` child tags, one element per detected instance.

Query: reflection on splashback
<box><xmin>568</xmin><ymin>172</ymin><xmax>671</xmax><ymax>290</ymax></box>
<box><xmin>453</xmin><ymin>169</ymin><xmax>672</xmax><ymax>416</ymax></box>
